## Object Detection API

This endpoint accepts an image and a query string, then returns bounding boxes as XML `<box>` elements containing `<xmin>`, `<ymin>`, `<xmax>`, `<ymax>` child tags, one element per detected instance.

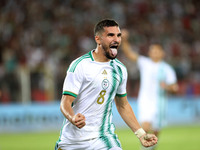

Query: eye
<box><xmin>117</xmin><ymin>33</ymin><xmax>122</xmax><ymax>37</ymax></box>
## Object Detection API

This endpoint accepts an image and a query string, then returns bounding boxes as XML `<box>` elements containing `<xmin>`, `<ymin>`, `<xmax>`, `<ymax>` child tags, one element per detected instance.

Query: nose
<box><xmin>114</xmin><ymin>35</ymin><xmax>121</xmax><ymax>43</ymax></box>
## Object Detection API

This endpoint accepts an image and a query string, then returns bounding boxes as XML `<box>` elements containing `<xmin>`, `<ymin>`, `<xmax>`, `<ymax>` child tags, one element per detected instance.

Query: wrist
<box><xmin>70</xmin><ymin>115</ymin><xmax>76</xmax><ymax>124</ymax></box>
<box><xmin>135</xmin><ymin>128</ymin><xmax>146</xmax><ymax>139</ymax></box>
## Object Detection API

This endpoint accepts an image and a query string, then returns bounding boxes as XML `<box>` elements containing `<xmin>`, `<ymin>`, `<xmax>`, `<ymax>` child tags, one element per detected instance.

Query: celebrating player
<box><xmin>55</xmin><ymin>19</ymin><xmax>158</xmax><ymax>150</ymax></box>
<box><xmin>121</xmin><ymin>29</ymin><xmax>178</xmax><ymax>150</ymax></box>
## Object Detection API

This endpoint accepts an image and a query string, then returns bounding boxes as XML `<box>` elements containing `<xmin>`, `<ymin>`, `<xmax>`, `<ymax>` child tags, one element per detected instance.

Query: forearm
<box><xmin>121</xmin><ymin>40</ymin><xmax>132</xmax><ymax>56</ymax></box>
<box><xmin>120</xmin><ymin>105</ymin><xmax>158</xmax><ymax>147</ymax></box>
<box><xmin>121</xmin><ymin>29</ymin><xmax>138</xmax><ymax>61</ymax></box>
<box><xmin>121</xmin><ymin>40</ymin><xmax>138</xmax><ymax>62</ymax></box>
<box><xmin>116</xmin><ymin>99</ymin><xmax>141</xmax><ymax>132</ymax></box>
<box><xmin>115</xmin><ymin>97</ymin><xmax>158</xmax><ymax>147</ymax></box>
<box><xmin>60</xmin><ymin>95</ymin><xmax>86</xmax><ymax>128</ymax></box>
<box><xmin>60</xmin><ymin>95</ymin><xmax>75</xmax><ymax>123</ymax></box>
<box><xmin>161</xmin><ymin>83</ymin><xmax>179</xmax><ymax>93</ymax></box>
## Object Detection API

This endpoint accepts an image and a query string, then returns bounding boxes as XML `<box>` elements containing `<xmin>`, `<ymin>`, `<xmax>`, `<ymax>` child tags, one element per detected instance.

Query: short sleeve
<box><xmin>165</xmin><ymin>65</ymin><xmax>177</xmax><ymax>85</ymax></box>
<box><xmin>116</xmin><ymin>67</ymin><xmax>128</xmax><ymax>97</ymax></box>
<box><xmin>62</xmin><ymin>61</ymin><xmax>84</xmax><ymax>98</ymax></box>
<box><xmin>137</xmin><ymin>56</ymin><xmax>150</xmax><ymax>71</ymax></box>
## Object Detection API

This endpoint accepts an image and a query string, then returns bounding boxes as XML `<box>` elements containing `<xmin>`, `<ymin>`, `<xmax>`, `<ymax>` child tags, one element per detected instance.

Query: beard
<box><xmin>101</xmin><ymin>44</ymin><xmax>118</xmax><ymax>60</ymax></box>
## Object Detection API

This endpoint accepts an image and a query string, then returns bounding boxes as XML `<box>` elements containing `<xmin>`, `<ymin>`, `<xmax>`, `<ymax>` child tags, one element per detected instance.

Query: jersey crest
<box><xmin>102</xmin><ymin>79</ymin><xmax>109</xmax><ymax>90</ymax></box>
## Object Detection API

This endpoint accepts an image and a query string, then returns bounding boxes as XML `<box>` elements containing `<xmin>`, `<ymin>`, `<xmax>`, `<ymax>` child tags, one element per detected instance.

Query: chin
<box><xmin>106</xmin><ymin>54</ymin><xmax>117</xmax><ymax>60</ymax></box>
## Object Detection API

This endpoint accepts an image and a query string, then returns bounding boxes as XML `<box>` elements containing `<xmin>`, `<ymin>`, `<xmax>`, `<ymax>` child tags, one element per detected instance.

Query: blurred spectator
<box><xmin>0</xmin><ymin>0</ymin><xmax>200</xmax><ymax>103</ymax></box>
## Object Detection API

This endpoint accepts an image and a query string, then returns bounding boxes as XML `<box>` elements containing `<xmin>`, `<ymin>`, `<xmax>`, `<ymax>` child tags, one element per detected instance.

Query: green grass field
<box><xmin>0</xmin><ymin>125</ymin><xmax>199</xmax><ymax>150</ymax></box>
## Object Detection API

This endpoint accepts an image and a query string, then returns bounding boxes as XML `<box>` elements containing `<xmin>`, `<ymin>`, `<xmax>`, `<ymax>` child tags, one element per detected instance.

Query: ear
<box><xmin>95</xmin><ymin>35</ymin><xmax>101</xmax><ymax>45</ymax></box>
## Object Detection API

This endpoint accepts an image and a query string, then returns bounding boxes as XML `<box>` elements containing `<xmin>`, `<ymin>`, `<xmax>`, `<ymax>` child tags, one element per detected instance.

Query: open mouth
<box><xmin>109</xmin><ymin>45</ymin><xmax>118</xmax><ymax>57</ymax></box>
<box><xmin>110</xmin><ymin>45</ymin><xmax>118</xmax><ymax>49</ymax></box>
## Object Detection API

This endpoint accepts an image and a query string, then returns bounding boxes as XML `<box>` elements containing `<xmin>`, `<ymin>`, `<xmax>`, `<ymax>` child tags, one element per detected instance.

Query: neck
<box><xmin>152</xmin><ymin>58</ymin><xmax>163</xmax><ymax>63</ymax></box>
<box><xmin>93</xmin><ymin>46</ymin><xmax>110</xmax><ymax>62</ymax></box>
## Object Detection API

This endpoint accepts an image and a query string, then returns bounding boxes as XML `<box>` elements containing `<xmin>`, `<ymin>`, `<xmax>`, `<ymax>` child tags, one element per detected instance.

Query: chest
<box><xmin>83</xmin><ymin>63</ymin><xmax>122</xmax><ymax>92</ymax></box>
<box><xmin>141</xmin><ymin>62</ymin><xmax>166</xmax><ymax>82</ymax></box>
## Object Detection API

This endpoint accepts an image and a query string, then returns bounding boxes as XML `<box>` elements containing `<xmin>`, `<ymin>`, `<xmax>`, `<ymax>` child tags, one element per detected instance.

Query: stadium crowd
<box><xmin>0</xmin><ymin>0</ymin><xmax>200</xmax><ymax>103</ymax></box>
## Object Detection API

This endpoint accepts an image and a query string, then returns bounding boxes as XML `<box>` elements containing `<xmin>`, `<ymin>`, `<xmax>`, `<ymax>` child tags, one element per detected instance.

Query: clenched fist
<box><xmin>140</xmin><ymin>134</ymin><xmax>158</xmax><ymax>147</ymax></box>
<box><xmin>71</xmin><ymin>113</ymin><xmax>86</xmax><ymax>129</ymax></box>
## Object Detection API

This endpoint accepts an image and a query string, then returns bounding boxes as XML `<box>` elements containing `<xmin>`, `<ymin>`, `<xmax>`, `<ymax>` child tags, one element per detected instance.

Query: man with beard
<box><xmin>55</xmin><ymin>19</ymin><xmax>157</xmax><ymax>150</ymax></box>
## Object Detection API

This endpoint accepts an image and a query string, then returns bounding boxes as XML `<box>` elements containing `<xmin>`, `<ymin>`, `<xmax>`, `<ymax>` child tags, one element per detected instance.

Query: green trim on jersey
<box><xmin>89</xmin><ymin>50</ymin><xmax>94</xmax><ymax>61</ymax></box>
<box><xmin>116</xmin><ymin>65</ymin><xmax>123</xmax><ymax>85</ymax></box>
<box><xmin>116</xmin><ymin>93</ymin><xmax>127</xmax><ymax>97</ymax></box>
<box><xmin>158</xmin><ymin>62</ymin><xmax>167</xmax><ymax>128</ymax></box>
<box><xmin>68</xmin><ymin>52</ymin><xmax>93</xmax><ymax>72</ymax></box>
<box><xmin>114</xmin><ymin>59</ymin><xmax>126</xmax><ymax>85</ymax></box>
<box><xmin>55</xmin><ymin>119</ymin><xmax>66</xmax><ymax>150</ymax></box>
<box><xmin>99</xmin><ymin>60</ymin><xmax>121</xmax><ymax>149</ymax></box>
<box><xmin>115</xmin><ymin>58</ymin><xmax>126</xmax><ymax>68</ymax></box>
<box><xmin>63</xmin><ymin>91</ymin><xmax>77</xmax><ymax>98</ymax></box>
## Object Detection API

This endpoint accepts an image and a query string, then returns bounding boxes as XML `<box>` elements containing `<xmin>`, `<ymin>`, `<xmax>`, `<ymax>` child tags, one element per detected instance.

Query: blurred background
<box><xmin>0</xmin><ymin>0</ymin><xmax>200</xmax><ymax>149</ymax></box>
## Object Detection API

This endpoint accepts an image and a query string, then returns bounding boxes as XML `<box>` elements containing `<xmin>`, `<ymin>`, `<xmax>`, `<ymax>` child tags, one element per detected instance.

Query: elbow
<box><xmin>60</xmin><ymin>98</ymin><xmax>67</xmax><ymax>115</ymax></box>
<box><xmin>60</xmin><ymin>102</ymin><xmax>64</xmax><ymax>114</ymax></box>
<box><xmin>116</xmin><ymin>103</ymin><xmax>128</xmax><ymax>113</ymax></box>
<box><xmin>173</xmin><ymin>84</ymin><xmax>179</xmax><ymax>93</ymax></box>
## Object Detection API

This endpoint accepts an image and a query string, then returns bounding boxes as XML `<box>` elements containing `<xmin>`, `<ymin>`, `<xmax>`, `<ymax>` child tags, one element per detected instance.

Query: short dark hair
<box><xmin>94</xmin><ymin>19</ymin><xmax>119</xmax><ymax>36</ymax></box>
<box><xmin>149</xmin><ymin>39</ymin><xmax>163</xmax><ymax>48</ymax></box>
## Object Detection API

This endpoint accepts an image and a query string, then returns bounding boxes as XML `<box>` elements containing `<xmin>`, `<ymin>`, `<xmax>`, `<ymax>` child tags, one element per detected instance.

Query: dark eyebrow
<box><xmin>107</xmin><ymin>33</ymin><xmax>115</xmax><ymax>36</ymax></box>
<box><xmin>107</xmin><ymin>33</ymin><xmax>121</xmax><ymax>37</ymax></box>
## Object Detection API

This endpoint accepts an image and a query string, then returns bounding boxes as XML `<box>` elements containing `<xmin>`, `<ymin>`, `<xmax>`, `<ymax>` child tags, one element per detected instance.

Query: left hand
<box><xmin>139</xmin><ymin>134</ymin><xmax>158</xmax><ymax>147</ymax></box>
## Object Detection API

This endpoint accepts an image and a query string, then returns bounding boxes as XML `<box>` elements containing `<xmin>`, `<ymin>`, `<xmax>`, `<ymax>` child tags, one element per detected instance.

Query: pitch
<box><xmin>0</xmin><ymin>125</ymin><xmax>199</xmax><ymax>150</ymax></box>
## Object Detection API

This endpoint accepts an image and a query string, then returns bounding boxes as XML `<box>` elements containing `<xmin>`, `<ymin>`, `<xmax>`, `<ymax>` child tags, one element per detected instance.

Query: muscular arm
<box><xmin>60</xmin><ymin>95</ymin><xmax>86</xmax><ymax>128</ymax></box>
<box><xmin>115</xmin><ymin>96</ymin><xmax>141</xmax><ymax>132</ymax></box>
<box><xmin>121</xmin><ymin>29</ymin><xmax>139</xmax><ymax>62</ymax></box>
<box><xmin>115</xmin><ymin>95</ymin><xmax>158</xmax><ymax>147</ymax></box>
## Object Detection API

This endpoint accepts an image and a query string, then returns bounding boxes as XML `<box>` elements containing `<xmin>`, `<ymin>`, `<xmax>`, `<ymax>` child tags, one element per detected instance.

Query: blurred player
<box><xmin>121</xmin><ymin>29</ymin><xmax>178</xmax><ymax>150</ymax></box>
<box><xmin>55</xmin><ymin>19</ymin><xmax>158</xmax><ymax>150</ymax></box>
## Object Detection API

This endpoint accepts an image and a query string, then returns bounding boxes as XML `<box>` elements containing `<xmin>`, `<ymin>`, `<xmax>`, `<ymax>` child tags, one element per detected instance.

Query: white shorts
<box><xmin>138</xmin><ymin>99</ymin><xmax>167</xmax><ymax>130</ymax></box>
<box><xmin>55</xmin><ymin>136</ymin><xmax>122</xmax><ymax>150</ymax></box>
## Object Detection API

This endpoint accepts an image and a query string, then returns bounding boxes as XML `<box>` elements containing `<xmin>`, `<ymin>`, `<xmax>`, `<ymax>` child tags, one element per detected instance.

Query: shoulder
<box><xmin>68</xmin><ymin>51</ymin><xmax>93</xmax><ymax>73</ymax></box>
<box><xmin>161</xmin><ymin>61</ymin><xmax>176</xmax><ymax>74</ymax></box>
<box><xmin>113</xmin><ymin>58</ymin><xmax>127</xmax><ymax>71</ymax></box>
<box><xmin>137</xmin><ymin>56</ymin><xmax>151</xmax><ymax>68</ymax></box>
<box><xmin>138</xmin><ymin>55</ymin><xmax>150</xmax><ymax>63</ymax></box>
<box><xmin>162</xmin><ymin>61</ymin><xmax>174</xmax><ymax>70</ymax></box>
<box><xmin>113</xmin><ymin>59</ymin><xmax>128</xmax><ymax>79</ymax></box>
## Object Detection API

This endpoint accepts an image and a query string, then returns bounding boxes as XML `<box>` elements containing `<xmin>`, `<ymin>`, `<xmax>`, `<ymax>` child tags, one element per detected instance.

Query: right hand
<box><xmin>121</xmin><ymin>29</ymin><xmax>130</xmax><ymax>40</ymax></box>
<box><xmin>71</xmin><ymin>113</ymin><xmax>86</xmax><ymax>129</ymax></box>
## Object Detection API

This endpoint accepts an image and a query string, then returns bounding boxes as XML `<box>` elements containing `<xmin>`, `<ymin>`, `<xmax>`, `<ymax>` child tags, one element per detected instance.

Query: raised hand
<box><xmin>121</xmin><ymin>29</ymin><xmax>130</xmax><ymax>40</ymax></box>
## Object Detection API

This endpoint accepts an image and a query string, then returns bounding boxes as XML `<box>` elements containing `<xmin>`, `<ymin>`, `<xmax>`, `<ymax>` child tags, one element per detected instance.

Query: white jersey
<box><xmin>137</xmin><ymin>56</ymin><xmax>177</xmax><ymax>129</ymax></box>
<box><xmin>58</xmin><ymin>50</ymin><xmax>127</xmax><ymax>146</ymax></box>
